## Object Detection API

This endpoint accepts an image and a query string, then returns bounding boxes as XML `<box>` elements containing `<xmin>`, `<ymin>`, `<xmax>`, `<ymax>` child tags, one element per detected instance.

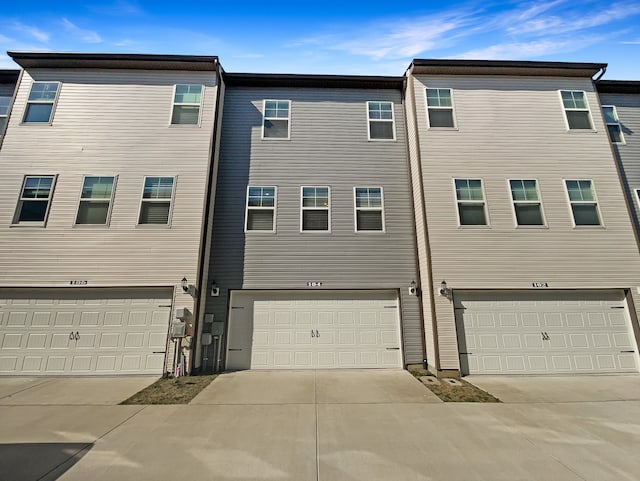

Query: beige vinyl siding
<box><xmin>411</xmin><ymin>74</ymin><xmax>640</xmax><ymax>370</ymax></box>
<box><xmin>206</xmin><ymin>86</ymin><xmax>423</xmax><ymax>365</ymax></box>
<box><xmin>0</xmin><ymin>69</ymin><xmax>218</xmax><ymax>322</ymax></box>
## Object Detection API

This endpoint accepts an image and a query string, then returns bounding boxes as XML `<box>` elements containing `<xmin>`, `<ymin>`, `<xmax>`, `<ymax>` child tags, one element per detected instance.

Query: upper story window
<box><xmin>355</xmin><ymin>187</ymin><xmax>385</xmax><ymax>232</ymax></box>
<box><xmin>455</xmin><ymin>179</ymin><xmax>487</xmax><ymax>226</ymax></box>
<box><xmin>76</xmin><ymin>176</ymin><xmax>116</xmax><ymax>225</ymax></box>
<box><xmin>565</xmin><ymin>179</ymin><xmax>601</xmax><ymax>226</ymax></box>
<box><xmin>509</xmin><ymin>179</ymin><xmax>545</xmax><ymax>226</ymax></box>
<box><xmin>426</xmin><ymin>88</ymin><xmax>455</xmax><ymax>128</ymax></box>
<box><xmin>602</xmin><ymin>105</ymin><xmax>624</xmax><ymax>143</ymax></box>
<box><xmin>171</xmin><ymin>84</ymin><xmax>202</xmax><ymax>125</ymax></box>
<box><xmin>14</xmin><ymin>175</ymin><xmax>56</xmax><ymax>225</ymax></box>
<box><xmin>0</xmin><ymin>95</ymin><xmax>11</xmax><ymax>135</ymax></box>
<box><xmin>24</xmin><ymin>82</ymin><xmax>60</xmax><ymax>123</ymax></box>
<box><xmin>301</xmin><ymin>186</ymin><xmax>330</xmax><ymax>232</ymax></box>
<box><xmin>560</xmin><ymin>91</ymin><xmax>593</xmax><ymax>130</ymax></box>
<box><xmin>263</xmin><ymin>100</ymin><xmax>290</xmax><ymax>139</ymax></box>
<box><xmin>138</xmin><ymin>176</ymin><xmax>175</xmax><ymax>225</ymax></box>
<box><xmin>367</xmin><ymin>101</ymin><xmax>395</xmax><ymax>140</ymax></box>
<box><xmin>245</xmin><ymin>186</ymin><xmax>276</xmax><ymax>232</ymax></box>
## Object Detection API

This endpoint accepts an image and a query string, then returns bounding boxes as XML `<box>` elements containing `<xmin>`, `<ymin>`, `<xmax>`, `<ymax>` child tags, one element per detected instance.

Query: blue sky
<box><xmin>1</xmin><ymin>1</ymin><xmax>639</xmax><ymax>79</ymax></box>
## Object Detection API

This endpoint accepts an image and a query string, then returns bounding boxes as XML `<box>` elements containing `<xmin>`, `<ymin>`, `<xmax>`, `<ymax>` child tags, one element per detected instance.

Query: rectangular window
<box><xmin>301</xmin><ymin>186</ymin><xmax>330</xmax><ymax>232</ymax></box>
<box><xmin>14</xmin><ymin>175</ymin><xmax>56</xmax><ymax>224</ymax></box>
<box><xmin>455</xmin><ymin>179</ymin><xmax>487</xmax><ymax>226</ymax></box>
<box><xmin>0</xmin><ymin>95</ymin><xmax>11</xmax><ymax>135</ymax></box>
<box><xmin>171</xmin><ymin>84</ymin><xmax>202</xmax><ymax>125</ymax></box>
<box><xmin>354</xmin><ymin>187</ymin><xmax>384</xmax><ymax>231</ymax></box>
<box><xmin>426</xmin><ymin>88</ymin><xmax>455</xmax><ymax>128</ymax></box>
<box><xmin>602</xmin><ymin>105</ymin><xmax>624</xmax><ymax>143</ymax></box>
<box><xmin>509</xmin><ymin>179</ymin><xmax>544</xmax><ymax>226</ymax></box>
<box><xmin>560</xmin><ymin>91</ymin><xmax>592</xmax><ymax>130</ymax></box>
<box><xmin>76</xmin><ymin>176</ymin><xmax>116</xmax><ymax>225</ymax></box>
<box><xmin>565</xmin><ymin>180</ymin><xmax>601</xmax><ymax>226</ymax></box>
<box><xmin>367</xmin><ymin>101</ymin><xmax>395</xmax><ymax>140</ymax></box>
<box><xmin>138</xmin><ymin>177</ymin><xmax>175</xmax><ymax>225</ymax></box>
<box><xmin>245</xmin><ymin>186</ymin><xmax>276</xmax><ymax>232</ymax></box>
<box><xmin>24</xmin><ymin>82</ymin><xmax>60</xmax><ymax>123</ymax></box>
<box><xmin>263</xmin><ymin>100</ymin><xmax>290</xmax><ymax>139</ymax></box>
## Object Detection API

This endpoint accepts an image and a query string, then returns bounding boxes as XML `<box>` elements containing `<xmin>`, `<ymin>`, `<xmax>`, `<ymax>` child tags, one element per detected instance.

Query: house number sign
<box><xmin>307</xmin><ymin>282</ymin><xmax>323</xmax><ymax>287</ymax></box>
<box><xmin>70</xmin><ymin>280</ymin><xmax>88</xmax><ymax>285</ymax></box>
<box><xmin>532</xmin><ymin>282</ymin><xmax>549</xmax><ymax>288</ymax></box>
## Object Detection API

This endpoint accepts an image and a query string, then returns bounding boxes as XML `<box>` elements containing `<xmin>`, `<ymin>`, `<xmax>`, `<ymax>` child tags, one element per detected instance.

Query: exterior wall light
<box><xmin>408</xmin><ymin>280</ymin><xmax>420</xmax><ymax>296</ymax></box>
<box><xmin>438</xmin><ymin>280</ymin><xmax>452</xmax><ymax>299</ymax></box>
<box><xmin>181</xmin><ymin>277</ymin><xmax>189</xmax><ymax>293</ymax></box>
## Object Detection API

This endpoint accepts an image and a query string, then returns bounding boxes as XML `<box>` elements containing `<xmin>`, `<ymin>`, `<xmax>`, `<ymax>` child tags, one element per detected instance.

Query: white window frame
<box><xmin>12</xmin><ymin>174</ymin><xmax>57</xmax><ymax>226</ymax></box>
<box><xmin>300</xmin><ymin>186</ymin><xmax>331</xmax><ymax>233</ymax></box>
<box><xmin>353</xmin><ymin>186</ymin><xmax>385</xmax><ymax>233</ymax></box>
<box><xmin>136</xmin><ymin>176</ymin><xmax>177</xmax><ymax>227</ymax></box>
<box><xmin>602</xmin><ymin>105</ymin><xmax>625</xmax><ymax>144</ymax></box>
<box><xmin>507</xmin><ymin>178</ymin><xmax>547</xmax><ymax>228</ymax></box>
<box><xmin>170</xmin><ymin>84</ymin><xmax>203</xmax><ymax>126</ymax></box>
<box><xmin>559</xmin><ymin>90</ymin><xmax>594</xmax><ymax>131</ymax></box>
<box><xmin>244</xmin><ymin>186</ymin><xmax>277</xmax><ymax>233</ymax></box>
<box><xmin>453</xmin><ymin>178</ymin><xmax>490</xmax><ymax>227</ymax></box>
<box><xmin>74</xmin><ymin>175</ymin><xmax>118</xmax><ymax>227</ymax></box>
<box><xmin>563</xmin><ymin>179</ymin><xmax>603</xmax><ymax>227</ymax></box>
<box><xmin>22</xmin><ymin>81</ymin><xmax>61</xmax><ymax>125</ymax></box>
<box><xmin>262</xmin><ymin>99</ymin><xmax>291</xmax><ymax>140</ymax></box>
<box><xmin>425</xmin><ymin>88</ymin><xmax>457</xmax><ymax>129</ymax></box>
<box><xmin>366</xmin><ymin>101</ymin><xmax>396</xmax><ymax>141</ymax></box>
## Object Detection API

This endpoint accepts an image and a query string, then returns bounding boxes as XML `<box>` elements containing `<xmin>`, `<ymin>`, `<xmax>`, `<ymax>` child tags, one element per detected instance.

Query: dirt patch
<box><xmin>121</xmin><ymin>375</ymin><xmax>217</xmax><ymax>405</ymax></box>
<box><xmin>409</xmin><ymin>369</ymin><xmax>500</xmax><ymax>403</ymax></box>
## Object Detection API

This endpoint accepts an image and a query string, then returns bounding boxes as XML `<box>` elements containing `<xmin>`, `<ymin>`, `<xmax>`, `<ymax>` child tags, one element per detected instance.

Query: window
<box><xmin>171</xmin><ymin>84</ymin><xmax>202</xmax><ymax>125</ymax></box>
<box><xmin>245</xmin><ymin>186</ymin><xmax>276</xmax><ymax>232</ymax></box>
<box><xmin>76</xmin><ymin>176</ymin><xmax>116</xmax><ymax>225</ymax></box>
<box><xmin>14</xmin><ymin>175</ymin><xmax>56</xmax><ymax>224</ymax></box>
<box><xmin>355</xmin><ymin>187</ymin><xmax>384</xmax><ymax>231</ymax></box>
<box><xmin>0</xmin><ymin>95</ymin><xmax>11</xmax><ymax>135</ymax></box>
<box><xmin>565</xmin><ymin>180</ymin><xmax>601</xmax><ymax>226</ymax></box>
<box><xmin>560</xmin><ymin>91</ymin><xmax>592</xmax><ymax>130</ymax></box>
<box><xmin>602</xmin><ymin>106</ymin><xmax>624</xmax><ymax>143</ymax></box>
<box><xmin>301</xmin><ymin>186</ymin><xmax>330</xmax><ymax>232</ymax></box>
<box><xmin>263</xmin><ymin>100</ymin><xmax>290</xmax><ymax>139</ymax></box>
<box><xmin>426</xmin><ymin>88</ymin><xmax>455</xmax><ymax>128</ymax></box>
<box><xmin>509</xmin><ymin>179</ymin><xmax>544</xmax><ymax>226</ymax></box>
<box><xmin>455</xmin><ymin>179</ymin><xmax>487</xmax><ymax>226</ymax></box>
<box><xmin>24</xmin><ymin>82</ymin><xmax>59</xmax><ymax>123</ymax></box>
<box><xmin>138</xmin><ymin>177</ymin><xmax>175</xmax><ymax>225</ymax></box>
<box><xmin>367</xmin><ymin>101</ymin><xmax>395</xmax><ymax>140</ymax></box>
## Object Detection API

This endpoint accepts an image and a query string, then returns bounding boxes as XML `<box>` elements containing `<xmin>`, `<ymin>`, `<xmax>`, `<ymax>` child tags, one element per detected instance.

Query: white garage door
<box><xmin>456</xmin><ymin>290</ymin><xmax>639</xmax><ymax>375</ymax></box>
<box><xmin>226</xmin><ymin>290</ymin><xmax>402</xmax><ymax>370</ymax></box>
<box><xmin>0</xmin><ymin>288</ymin><xmax>172</xmax><ymax>375</ymax></box>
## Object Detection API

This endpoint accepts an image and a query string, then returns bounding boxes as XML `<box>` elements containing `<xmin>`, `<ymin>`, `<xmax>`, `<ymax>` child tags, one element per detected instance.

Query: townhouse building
<box><xmin>0</xmin><ymin>52</ymin><xmax>224</xmax><ymax>376</ymax></box>
<box><xmin>405</xmin><ymin>60</ymin><xmax>640</xmax><ymax>376</ymax></box>
<box><xmin>196</xmin><ymin>73</ymin><xmax>423</xmax><ymax>372</ymax></box>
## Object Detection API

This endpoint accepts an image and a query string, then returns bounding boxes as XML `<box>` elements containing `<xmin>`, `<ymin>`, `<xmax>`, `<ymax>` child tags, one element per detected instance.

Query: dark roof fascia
<box><xmin>410</xmin><ymin>59</ymin><xmax>607</xmax><ymax>78</ymax></box>
<box><xmin>0</xmin><ymin>70</ymin><xmax>20</xmax><ymax>83</ymax></box>
<box><xmin>596</xmin><ymin>80</ymin><xmax>640</xmax><ymax>94</ymax></box>
<box><xmin>8</xmin><ymin>52</ymin><xmax>219</xmax><ymax>71</ymax></box>
<box><xmin>224</xmin><ymin>73</ymin><xmax>404</xmax><ymax>90</ymax></box>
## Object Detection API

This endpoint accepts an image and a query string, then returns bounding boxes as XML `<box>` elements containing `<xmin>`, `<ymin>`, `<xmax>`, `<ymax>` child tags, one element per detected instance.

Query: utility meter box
<box><xmin>175</xmin><ymin>308</ymin><xmax>191</xmax><ymax>320</ymax></box>
<box><xmin>170</xmin><ymin>321</ymin><xmax>186</xmax><ymax>338</ymax></box>
<box><xmin>201</xmin><ymin>333</ymin><xmax>213</xmax><ymax>346</ymax></box>
<box><xmin>211</xmin><ymin>322</ymin><xmax>225</xmax><ymax>336</ymax></box>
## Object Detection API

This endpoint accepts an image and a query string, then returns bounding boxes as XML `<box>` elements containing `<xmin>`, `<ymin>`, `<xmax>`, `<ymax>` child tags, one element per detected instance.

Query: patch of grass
<box><xmin>121</xmin><ymin>375</ymin><xmax>217</xmax><ymax>405</ymax></box>
<box><xmin>409</xmin><ymin>368</ymin><xmax>500</xmax><ymax>403</ymax></box>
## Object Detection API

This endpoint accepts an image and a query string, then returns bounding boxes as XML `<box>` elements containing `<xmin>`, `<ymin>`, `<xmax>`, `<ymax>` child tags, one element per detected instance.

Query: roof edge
<box><xmin>409</xmin><ymin>59</ymin><xmax>606</xmax><ymax>78</ymax></box>
<box><xmin>596</xmin><ymin>80</ymin><xmax>640</xmax><ymax>94</ymax></box>
<box><xmin>224</xmin><ymin>72</ymin><xmax>404</xmax><ymax>89</ymax></box>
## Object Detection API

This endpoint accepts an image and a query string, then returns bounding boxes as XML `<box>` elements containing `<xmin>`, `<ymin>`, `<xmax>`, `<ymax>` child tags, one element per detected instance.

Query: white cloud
<box><xmin>11</xmin><ymin>21</ymin><xmax>49</xmax><ymax>43</ymax></box>
<box><xmin>456</xmin><ymin>37</ymin><xmax>602</xmax><ymax>59</ymax></box>
<box><xmin>621</xmin><ymin>39</ymin><xmax>640</xmax><ymax>44</ymax></box>
<box><xmin>61</xmin><ymin>18</ymin><xmax>102</xmax><ymax>44</ymax></box>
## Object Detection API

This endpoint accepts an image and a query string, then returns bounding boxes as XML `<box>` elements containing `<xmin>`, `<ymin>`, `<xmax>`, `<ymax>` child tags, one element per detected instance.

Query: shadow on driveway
<box><xmin>0</xmin><ymin>442</ymin><xmax>92</xmax><ymax>481</ymax></box>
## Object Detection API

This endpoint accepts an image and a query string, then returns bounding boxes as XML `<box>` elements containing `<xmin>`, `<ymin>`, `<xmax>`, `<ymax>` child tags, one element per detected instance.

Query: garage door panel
<box><xmin>54</xmin><ymin>312</ymin><xmax>74</xmax><ymax>326</ymax></box>
<box><xmin>457</xmin><ymin>290</ymin><xmax>639</xmax><ymax>375</ymax></box>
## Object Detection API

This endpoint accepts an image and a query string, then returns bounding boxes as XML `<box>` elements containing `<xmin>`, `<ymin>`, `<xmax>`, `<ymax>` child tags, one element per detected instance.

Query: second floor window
<box><xmin>602</xmin><ymin>106</ymin><xmax>624</xmax><ymax>143</ymax></box>
<box><xmin>76</xmin><ymin>176</ymin><xmax>116</xmax><ymax>225</ymax></box>
<box><xmin>14</xmin><ymin>175</ymin><xmax>56</xmax><ymax>225</ymax></box>
<box><xmin>245</xmin><ymin>186</ymin><xmax>276</xmax><ymax>231</ymax></box>
<box><xmin>560</xmin><ymin>91</ymin><xmax>592</xmax><ymax>130</ymax></box>
<box><xmin>171</xmin><ymin>84</ymin><xmax>202</xmax><ymax>125</ymax></box>
<box><xmin>301</xmin><ymin>186</ymin><xmax>330</xmax><ymax>231</ymax></box>
<box><xmin>367</xmin><ymin>101</ymin><xmax>395</xmax><ymax>140</ymax></box>
<box><xmin>426</xmin><ymin>88</ymin><xmax>455</xmax><ymax>128</ymax></box>
<box><xmin>509</xmin><ymin>179</ymin><xmax>544</xmax><ymax>226</ymax></box>
<box><xmin>24</xmin><ymin>82</ymin><xmax>60</xmax><ymax>123</ymax></box>
<box><xmin>565</xmin><ymin>179</ymin><xmax>601</xmax><ymax>226</ymax></box>
<box><xmin>455</xmin><ymin>179</ymin><xmax>487</xmax><ymax>226</ymax></box>
<box><xmin>138</xmin><ymin>177</ymin><xmax>175</xmax><ymax>225</ymax></box>
<box><xmin>263</xmin><ymin>100</ymin><xmax>290</xmax><ymax>139</ymax></box>
<box><xmin>355</xmin><ymin>187</ymin><xmax>384</xmax><ymax>231</ymax></box>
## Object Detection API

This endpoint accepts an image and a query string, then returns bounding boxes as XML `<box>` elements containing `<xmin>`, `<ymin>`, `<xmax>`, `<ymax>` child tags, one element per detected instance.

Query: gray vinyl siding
<box><xmin>205</xmin><ymin>86</ymin><xmax>422</xmax><ymax>365</ymax></box>
<box><xmin>0</xmin><ymin>80</ymin><xmax>17</xmax><ymax>144</ymax></box>
<box><xmin>410</xmin><ymin>74</ymin><xmax>640</xmax><ymax>370</ymax></box>
<box><xmin>0</xmin><ymin>69</ymin><xmax>218</xmax><ymax>319</ymax></box>
<box><xmin>598</xmin><ymin>92</ymin><xmax>640</xmax><ymax>236</ymax></box>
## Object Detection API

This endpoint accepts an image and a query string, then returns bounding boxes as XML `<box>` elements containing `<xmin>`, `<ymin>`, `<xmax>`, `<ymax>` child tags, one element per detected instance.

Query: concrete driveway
<box><xmin>1</xmin><ymin>370</ymin><xmax>640</xmax><ymax>481</ymax></box>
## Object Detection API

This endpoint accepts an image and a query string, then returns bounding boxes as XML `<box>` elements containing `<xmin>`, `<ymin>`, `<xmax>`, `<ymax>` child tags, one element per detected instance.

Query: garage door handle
<box><xmin>621</xmin><ymin>350</ymin><xmax>635</xmax><ymax>353</ymax></box>
<box><xmin>386</xmin><ymin>348</ymin><xmax>400</xmax><ymax>350</ymax></box>
<box><xmin>153</xmin><ymin>351</ymin><xmax>166</xmax><ymax>354</ymax></box>
<box><xmin>229</xmin><ymin>348</ymin><xmax>242</xmax><ymax>351</ymax></box>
